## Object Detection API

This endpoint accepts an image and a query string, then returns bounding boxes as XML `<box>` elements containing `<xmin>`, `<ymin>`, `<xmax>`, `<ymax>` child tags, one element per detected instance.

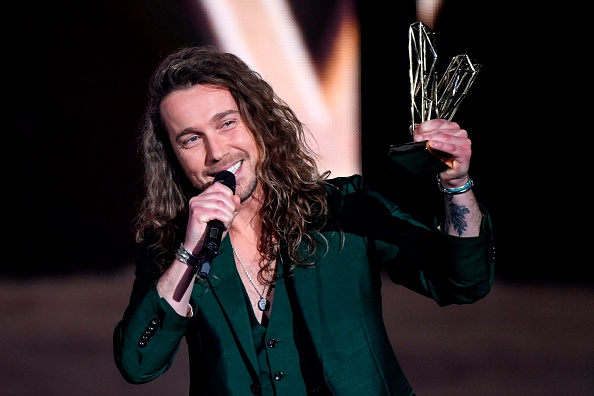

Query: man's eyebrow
<box><xmin>175</xmin><ymin>126</ymin><xmax>199</xmax><ymax>143</ymax></box>
<box><xmin>211</xmin><ymin>109</ymin><xmax>239</xmax><ymax>122</ymax></box>
<box><xmin>175</xmin><ymin>109</ymin><xmax>240</xmax><ymax>142</ymax></box>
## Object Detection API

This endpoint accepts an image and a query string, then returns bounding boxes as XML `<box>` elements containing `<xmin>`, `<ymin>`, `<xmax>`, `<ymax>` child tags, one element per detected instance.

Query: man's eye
<box><xmin>221</xmin><ymin>120</ymin><xmax>235</xmax><ymax>129</ymax></box>
<box><xmin>183</xmin><ymin>135</ymin><xmax>201</xmax><ymax>147</ymax></box>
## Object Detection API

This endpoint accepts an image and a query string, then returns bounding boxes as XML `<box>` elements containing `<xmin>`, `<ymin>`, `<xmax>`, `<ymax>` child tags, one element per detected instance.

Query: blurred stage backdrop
<box><xmin>18</xmin><ymin>1</ymin><xmax>591</xmax><ymax>280</ymax></box>
<box><xmin>8</xmin><ymin>1</ymin><xmax>593</xmax><ymax>396</ymax></box>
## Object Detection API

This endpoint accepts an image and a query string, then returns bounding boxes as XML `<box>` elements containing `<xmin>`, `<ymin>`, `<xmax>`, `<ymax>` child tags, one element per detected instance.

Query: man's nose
<box><xmin>204</xmin><ymin>136</ymin><xmax>228</xmax><ymax>162</ymax></box>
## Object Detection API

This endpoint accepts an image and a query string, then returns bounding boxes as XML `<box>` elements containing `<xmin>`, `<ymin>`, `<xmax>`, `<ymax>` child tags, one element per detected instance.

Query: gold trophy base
<box><xmin>388</xmin><ymin>141</ymin><xmax>452</xmax><ymax>175</ymax></box>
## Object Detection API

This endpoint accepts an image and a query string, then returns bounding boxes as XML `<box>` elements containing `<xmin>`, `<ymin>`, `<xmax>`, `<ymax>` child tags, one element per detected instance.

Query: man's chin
<box><xmin>237</xmin><ymin>179</ymin><xmax>259</xmax><ymax>203</ymax></box>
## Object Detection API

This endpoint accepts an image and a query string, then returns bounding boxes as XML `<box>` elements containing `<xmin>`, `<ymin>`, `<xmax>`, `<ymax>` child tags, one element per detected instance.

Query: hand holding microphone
<box><xmin>173</xmin><ymin>170</ymin><xmax>236</xmax><ymax>301</ymax></box>
<box><xmin>196</xmin><ymin>170</ymin><xmax>236</xmax><ymax>277</ymax></box>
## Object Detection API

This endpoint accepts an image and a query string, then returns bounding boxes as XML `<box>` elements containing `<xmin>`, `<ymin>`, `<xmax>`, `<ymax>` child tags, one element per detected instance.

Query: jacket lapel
<box><xmin>284</xmin><ymin>243</ymin><xmax>324</xmax><ymax>359</ymax></box>
<box><xmin>203</xmin><ymin>237</ymin><xmax>260</xmax><ymax>375</ymax></box>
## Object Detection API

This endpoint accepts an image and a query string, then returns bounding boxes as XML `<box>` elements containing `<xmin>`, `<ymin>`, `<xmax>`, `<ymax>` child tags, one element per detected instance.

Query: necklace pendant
<box><xmin>258</xmin><ymin>298</ymin><xmax>270</xmax><ymax>311</ymax></box>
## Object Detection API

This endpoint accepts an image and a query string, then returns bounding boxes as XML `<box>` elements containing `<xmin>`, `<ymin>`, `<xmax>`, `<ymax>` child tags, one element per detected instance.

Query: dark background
<box><xmin>7</xmin><ymin>1</ymin><xmax>593</xmax><ymax>395</ymax></box>
<box><xmin>17</xmin><ymin>0</ymin><xmax>588</xmax><ymax>283</ymax></box>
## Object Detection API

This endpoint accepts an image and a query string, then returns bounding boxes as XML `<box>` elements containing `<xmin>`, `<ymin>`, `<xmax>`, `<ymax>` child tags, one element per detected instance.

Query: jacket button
<box><xmin>273</xmin><ymin>372</ymin><xmax>284</xmax><ymax>381</ymax></box>
<box><xmin>266</xmin><ymin>339</ymin><xmax>277</xmax><ymax>348</ymax></box>
<box><xmin>147</xmin><ymin>318</ymin><xmax>160</xmax><ymax>333</ymax></box>
<box><xmin>250</xmin><ymin>383</ymin><xmax>261</xmax><ymax>394</ymax></box>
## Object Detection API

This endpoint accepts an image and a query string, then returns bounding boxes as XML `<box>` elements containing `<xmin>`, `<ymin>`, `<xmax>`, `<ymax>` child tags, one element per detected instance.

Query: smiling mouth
<box><xmin>225</xmin><ymin>161</ymin><xmax>242</xmax><ymax>175</ymax></box>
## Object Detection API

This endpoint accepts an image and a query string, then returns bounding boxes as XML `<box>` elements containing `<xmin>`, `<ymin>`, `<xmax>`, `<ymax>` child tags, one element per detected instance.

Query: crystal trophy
<box><xmin>389</xmin><ymin>21</ymin><xmax>481</xmax><ymax>175</ymax></box>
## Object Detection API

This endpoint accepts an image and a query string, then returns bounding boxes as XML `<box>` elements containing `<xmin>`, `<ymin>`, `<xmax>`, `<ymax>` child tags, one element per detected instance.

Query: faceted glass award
<box><xmin>389</xmin><ymin>21</ymin><xmax>481</xmax><ymax>175</ymax></box>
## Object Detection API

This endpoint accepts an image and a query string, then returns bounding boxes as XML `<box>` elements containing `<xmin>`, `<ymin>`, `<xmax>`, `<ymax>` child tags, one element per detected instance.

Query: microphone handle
<box><xmin>197</xmin><ymin>219</ymin><xmax>224</xmax><ymax>277</ymax></box>
<box><xmin>172</xmin><ymin>219</ymin><xmax>223</xmax><ymax>301</ymax></box>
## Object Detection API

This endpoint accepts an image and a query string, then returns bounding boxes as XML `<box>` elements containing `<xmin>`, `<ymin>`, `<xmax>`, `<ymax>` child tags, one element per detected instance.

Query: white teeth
<box><xmin>226</xmin><ymin>161</ymin><xmax>241</xmax><ymax>175</ymax></box>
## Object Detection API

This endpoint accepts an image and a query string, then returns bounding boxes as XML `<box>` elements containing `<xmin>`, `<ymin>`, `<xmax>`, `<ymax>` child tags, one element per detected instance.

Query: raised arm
<box><xmin>413</xmin><ymin>118</ymin><xmax>482</xmax><ymax>237</ymax></box>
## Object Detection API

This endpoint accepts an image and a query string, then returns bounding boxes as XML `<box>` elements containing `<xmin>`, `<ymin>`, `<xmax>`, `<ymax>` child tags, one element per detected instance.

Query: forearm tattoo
<box><xmin>444</xmin><ymin>195</ymin><xmax>470</xmax><ymax>236</ymax></box>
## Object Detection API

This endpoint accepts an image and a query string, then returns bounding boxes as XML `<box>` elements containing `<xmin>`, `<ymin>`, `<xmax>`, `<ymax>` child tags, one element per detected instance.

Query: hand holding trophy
<box><xmin>389</xmin><ymin>21</ymin><xmax>481</xmax><ymax>175</ymax></box>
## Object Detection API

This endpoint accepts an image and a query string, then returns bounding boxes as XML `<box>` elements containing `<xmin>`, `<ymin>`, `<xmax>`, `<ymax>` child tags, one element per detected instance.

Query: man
<box><xmin>113</xmin><ymin>45</ymin><xmax>495</xmax><ymax>395</ymax></box>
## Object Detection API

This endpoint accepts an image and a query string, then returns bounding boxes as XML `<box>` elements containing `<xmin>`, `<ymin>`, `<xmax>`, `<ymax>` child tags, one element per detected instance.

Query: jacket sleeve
<box><xmin>328</xmin><ymin>174</ymin><xmax>496</xmax><ymax>306</ymax></box>
<box><xmin>113</xmin><ymin>240</ymin><xmax>194</xmax><ymax>384</ymax></box>
<box><xmin>388</xmin><ymin>209</ymin><xmax>496</xmax><ymax>306</ymax></box>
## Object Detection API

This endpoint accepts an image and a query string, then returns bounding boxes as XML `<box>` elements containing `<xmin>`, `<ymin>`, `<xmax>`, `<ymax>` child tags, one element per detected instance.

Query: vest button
<box><xmin>250</xmin><ymin>383</ymin><xmax>261</xmax><ymax>394</ymax></box>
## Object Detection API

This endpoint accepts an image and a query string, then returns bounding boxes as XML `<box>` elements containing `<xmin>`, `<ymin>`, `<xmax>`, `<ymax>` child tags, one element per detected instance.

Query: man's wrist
<box><xmin>176</xmin><ymin>243</ymin><xmax>203</xmax><ymax>268</ymax></box>
<box><xmin>436</xmin><ymin>175</ymin><xmax>474</xmax><ymax>195</ymax></box>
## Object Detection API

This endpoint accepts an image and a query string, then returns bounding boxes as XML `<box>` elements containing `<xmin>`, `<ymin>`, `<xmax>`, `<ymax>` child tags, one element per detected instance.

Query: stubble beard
<box><xmin>237</xmin><ymin>175</ymin><xmax>259</xmax><ymax>203</ymax></box>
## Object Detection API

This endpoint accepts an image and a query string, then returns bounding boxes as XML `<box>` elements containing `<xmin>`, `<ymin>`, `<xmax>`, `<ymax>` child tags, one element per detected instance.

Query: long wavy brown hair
<box><xmin>134</xmin><ymin>45</ymin><xmax>333</xmax><ymax>279</ymax></box>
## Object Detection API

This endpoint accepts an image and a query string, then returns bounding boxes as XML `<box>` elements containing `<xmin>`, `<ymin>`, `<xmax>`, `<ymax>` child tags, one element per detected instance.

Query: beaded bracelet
<box><xmin>436</xmin><ymin>175</ymin><xmax>474</xmax><ymax>195</ymax></box>
<box><xmin>176</xmin><ymin>243</ymin><xmax>203</xmax><ymax>268</ymax></box>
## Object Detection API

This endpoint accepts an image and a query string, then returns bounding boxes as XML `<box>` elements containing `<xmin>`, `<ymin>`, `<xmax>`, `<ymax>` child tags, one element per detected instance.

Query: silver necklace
<box><xmin>232</xmin><ymin>247</ymin><xmax>273</xmax><ymax>311</ymax></box>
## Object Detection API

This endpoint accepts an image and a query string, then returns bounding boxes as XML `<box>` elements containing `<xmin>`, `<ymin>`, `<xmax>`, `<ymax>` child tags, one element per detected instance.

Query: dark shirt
<box><xmin>249</xmin><ymin>257</ymin><xmax>329</xmax><ymax>395</ymax></box>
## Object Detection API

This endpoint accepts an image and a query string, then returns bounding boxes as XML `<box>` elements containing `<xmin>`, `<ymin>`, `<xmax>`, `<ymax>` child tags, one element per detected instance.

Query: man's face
<box><xmin>161</xmin><ymin>84</ymin><xmax>260</xmax><ymax>201</ymax></box>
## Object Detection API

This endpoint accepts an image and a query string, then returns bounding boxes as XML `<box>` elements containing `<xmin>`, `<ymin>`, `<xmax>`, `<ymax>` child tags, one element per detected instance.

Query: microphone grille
<box><xmin>214</xmin><ymin>170</ymin><xmax>236</xmax><ymax>194</ymax></box>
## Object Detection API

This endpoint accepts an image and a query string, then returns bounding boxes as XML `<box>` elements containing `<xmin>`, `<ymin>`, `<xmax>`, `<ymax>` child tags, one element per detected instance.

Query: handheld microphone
<box><xmin>197</xmin><ymin>170</ymin><xmax>236</xmax><ymax>277</ymax></box>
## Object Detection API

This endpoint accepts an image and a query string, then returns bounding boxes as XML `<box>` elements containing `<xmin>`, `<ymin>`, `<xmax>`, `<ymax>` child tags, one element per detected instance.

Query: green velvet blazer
<box><xmin>114</xmin><ymin>175</ymin><xmax>495</xmax><ymax>395</ymax></box>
